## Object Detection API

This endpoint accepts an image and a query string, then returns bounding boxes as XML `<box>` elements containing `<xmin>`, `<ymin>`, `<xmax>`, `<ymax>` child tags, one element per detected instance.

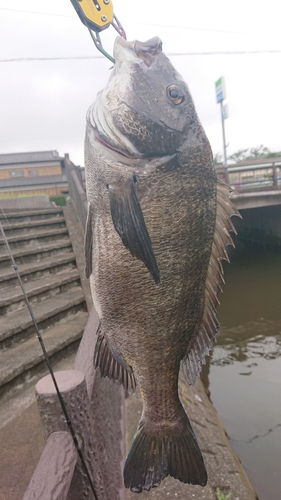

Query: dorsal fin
<box><xmin>182</xmin><ymin>180</ymin><xmax>241</xmax><ymax>384</ymax></box>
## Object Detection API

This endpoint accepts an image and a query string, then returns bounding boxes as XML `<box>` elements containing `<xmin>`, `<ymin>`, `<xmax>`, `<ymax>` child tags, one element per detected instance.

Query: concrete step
<box><xmin>0</xmin><ymin>310</ymin><xmax>88</xmax><ymax>398</ymax></box>
<box><xmin>0</xmin><ymin>227</ymin><xmax>70</xmax><ymax>252</ymax></box>
<box><xmin>0</xmin><ymin>216</ymin><xmax>66</xmax><ymax>237</ymax></box>
<box><xmin>0</xmin><ymin>269</ymin><xmax>81</xmax><ymax>315</ymax></box>
<box><xmin>0</xmin><ymin>239</ymin><xmax>72</xmax><ymax>269</ymax></box>
<box><xmin>0</xmin><ymin>251</ymin><xmax>76</xmax><ymax>289</ymax></box>
<box><xmin>0</xmin><ymin>286</ymin><xmax>86</xmax><ymax>349</ymax></box>
<box><xmin>0</xmin><ymin>208</ymin><xmax>63</xmax><ymax>224</ymax></box>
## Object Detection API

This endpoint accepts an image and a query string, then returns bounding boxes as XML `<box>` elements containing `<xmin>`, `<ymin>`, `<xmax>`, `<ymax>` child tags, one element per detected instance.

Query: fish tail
<box><xmin>123</xmin><ymin>413</ymin><xmax>207</xmax><ymax>492</ymax></box>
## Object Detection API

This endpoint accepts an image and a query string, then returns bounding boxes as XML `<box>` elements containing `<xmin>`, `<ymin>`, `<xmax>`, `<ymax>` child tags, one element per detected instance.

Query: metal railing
<box><xmin>216</xmin><ymin>157</ymin><xmax>281</xmax><ymax>192</ymax></box>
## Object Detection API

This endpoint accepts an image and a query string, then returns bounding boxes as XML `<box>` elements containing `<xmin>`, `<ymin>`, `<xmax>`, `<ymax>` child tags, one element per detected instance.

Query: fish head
<box><xmin>87</xmin><ymin>36</ymin><xmax>203</xmax><ymax>159</ymax></box>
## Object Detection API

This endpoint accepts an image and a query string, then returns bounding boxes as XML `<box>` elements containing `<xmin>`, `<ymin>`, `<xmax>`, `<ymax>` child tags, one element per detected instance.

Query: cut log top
<box><xmin>36</xmin><ymin>370</ymin><xmax>85</xmax><ymax>396</ymax></box>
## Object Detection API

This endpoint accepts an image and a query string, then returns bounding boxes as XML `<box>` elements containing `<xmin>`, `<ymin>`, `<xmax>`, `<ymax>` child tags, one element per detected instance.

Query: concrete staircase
<box><xmin>0</xmin><ymin>207</ymin><xmax>88</xmax><ymax>398</ymax></box>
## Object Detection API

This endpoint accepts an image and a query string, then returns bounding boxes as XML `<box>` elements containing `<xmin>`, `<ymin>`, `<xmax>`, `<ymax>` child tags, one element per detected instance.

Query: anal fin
<box><xmin>94</xmin><ymin>331</ymin><xmax>136</xmax><ymax>392</ymax></box>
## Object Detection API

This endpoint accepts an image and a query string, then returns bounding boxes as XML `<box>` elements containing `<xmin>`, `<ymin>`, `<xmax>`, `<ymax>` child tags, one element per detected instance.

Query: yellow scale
<box><xmin>70</xmin><ymin>0</ymin><xmax>126</xmax><ymax>62</ymax></box>
<box><xmin>70</xmin><ymin>0</ymin><xmax>113</xmax><ymax>31</ymax></box>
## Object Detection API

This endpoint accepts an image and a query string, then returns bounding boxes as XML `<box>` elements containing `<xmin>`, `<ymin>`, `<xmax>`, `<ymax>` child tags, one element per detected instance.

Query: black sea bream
<box><xmin>84</xmin><ymin>36</ymin><xmax>239</xmax><ymax>493</ymax></box>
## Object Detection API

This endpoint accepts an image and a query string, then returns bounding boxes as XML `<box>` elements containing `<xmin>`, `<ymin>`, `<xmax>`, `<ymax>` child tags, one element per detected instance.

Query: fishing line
<box><xmin>1</xmin><ymin>49</ymin><xmax>280</xmax><ymax>62</ymax></box>
<box><xmin>0</xmin><ymin>219</ymin><xmax>99</xmax><ymax>500</ymax></box>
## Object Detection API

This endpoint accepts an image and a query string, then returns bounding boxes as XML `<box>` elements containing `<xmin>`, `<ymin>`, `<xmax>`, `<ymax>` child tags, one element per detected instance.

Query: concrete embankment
<box><xmin>126</xmin><ymin>374</ymin><xmax>257</xmax><ymax>499</ymax></box>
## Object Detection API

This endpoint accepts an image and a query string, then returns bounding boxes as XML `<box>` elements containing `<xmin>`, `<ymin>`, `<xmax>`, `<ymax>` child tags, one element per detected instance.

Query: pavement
<box><xmin>0</xmin><ymin>354</ymin><xmax>75</xmax><ymax>500</ymax></box>
<box><xmin>0</xmin><ymin>355</ymin><xmax>258</xmax><ymax>500</ymax></box>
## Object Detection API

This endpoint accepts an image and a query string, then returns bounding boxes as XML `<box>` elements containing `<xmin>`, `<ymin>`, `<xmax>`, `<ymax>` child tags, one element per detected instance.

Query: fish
<box><xmin>84</xmin><ymin>35</ymin><xmax>239</xmax><ymax>493</ymax></box>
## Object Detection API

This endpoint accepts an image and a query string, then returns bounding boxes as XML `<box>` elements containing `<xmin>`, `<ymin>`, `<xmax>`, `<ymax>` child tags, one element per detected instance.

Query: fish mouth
<box><xmin>114</xmin><ymin>36</ymin><xmax>163</xmax><ymax>68</ymax></box>
<box><xmin>94</xmin><ymin>132</ymin><xmax>141</xmax><ymax>160</ymax></box>
<box><xmin>89</xmin><ymin>36</ymin><xmax>164</xmax><ymax>160</ymax></box>
<box><xmin>134</xmin><ymin>37</ymin><xmax>163</xmax><ymax>66</ymax></box>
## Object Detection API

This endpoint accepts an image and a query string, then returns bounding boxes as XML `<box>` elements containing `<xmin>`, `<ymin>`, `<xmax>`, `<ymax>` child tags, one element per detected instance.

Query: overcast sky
<box><xmin>0</xmin><ymin>0</ymin><xmax>280</xmax><ymax>166</ymax></box>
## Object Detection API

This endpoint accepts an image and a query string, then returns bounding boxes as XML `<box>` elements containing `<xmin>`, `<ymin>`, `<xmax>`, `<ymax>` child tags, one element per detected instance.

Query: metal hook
<box><xmin>88</xmin><ymin>15</ymin><xmax>126</xmax><ymax>63</ymax></box>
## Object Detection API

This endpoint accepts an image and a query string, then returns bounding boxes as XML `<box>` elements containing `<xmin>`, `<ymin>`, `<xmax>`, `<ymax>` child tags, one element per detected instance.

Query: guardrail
<box><xmin>23</xmin><ymin>161</ymin><xmax>126</xmax><ymax>500</ymax></box>
<box><xmin>215</xmin><ymin>158</ymin><xmax>281</xmax><ymax>192</ymax></box>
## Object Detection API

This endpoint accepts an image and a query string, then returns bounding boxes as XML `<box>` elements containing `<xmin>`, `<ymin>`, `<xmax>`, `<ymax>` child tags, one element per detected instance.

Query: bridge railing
<box><xmin>228</xmin><ymin>163</ymin><xmax>281</xmax><ymax>191</ymax></box>
<box><xmin>23</xmin><ymin>161</ymin><xmax>126</xmax><ymax>500</ymax></box>
<box><xmin>216</xmin><ymin>158</ymin><xmax>281</xmax><ymax>192</ymax></box>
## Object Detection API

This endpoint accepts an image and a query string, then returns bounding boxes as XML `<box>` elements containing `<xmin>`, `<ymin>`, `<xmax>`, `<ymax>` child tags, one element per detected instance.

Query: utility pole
<box><xmin>215</xmin><ymin>77</ymin><xmax>229</xmax><ymax>183</ymax></box>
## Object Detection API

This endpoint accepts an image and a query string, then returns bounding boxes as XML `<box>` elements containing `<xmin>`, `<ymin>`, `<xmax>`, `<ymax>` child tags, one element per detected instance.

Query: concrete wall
<box><xmin>232</xmin><ymin>190</ymin><xmax>281</xmax><ymax>210</ymax></box>
<box><xmin>234</xmin><ymin>205</ymin><xmax>281</xmax><ymax>249</ymax></box>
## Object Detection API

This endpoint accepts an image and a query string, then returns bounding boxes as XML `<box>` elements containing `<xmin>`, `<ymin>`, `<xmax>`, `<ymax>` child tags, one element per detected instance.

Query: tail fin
<box><xmin>124</xmin><ymin>416</ymin><xmax>207</xmax><ymax>492</ymax></box>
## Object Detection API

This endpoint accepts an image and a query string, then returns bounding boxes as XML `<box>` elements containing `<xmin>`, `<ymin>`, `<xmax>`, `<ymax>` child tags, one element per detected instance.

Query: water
<box><xmin>205</xmin><ymin>250</ymin><xmax>281</xmax><ymax>500</ymax></box>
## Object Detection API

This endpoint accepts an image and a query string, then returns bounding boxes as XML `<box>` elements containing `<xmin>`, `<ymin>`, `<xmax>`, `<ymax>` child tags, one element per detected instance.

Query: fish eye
<box><xmin>166</xmin><ymin>85</ymin><xmax>185</xmax><ymax>105</ymax></box>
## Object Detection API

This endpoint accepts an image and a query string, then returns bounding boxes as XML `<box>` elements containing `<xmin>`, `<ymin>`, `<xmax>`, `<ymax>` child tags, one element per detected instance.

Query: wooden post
<box><xmin>74</xmin><ymin>307</ymin><xmax>127</xmax><ymax>500</ymax></box>
<box><xmin>23</xmin><ymin>432</ymin><xmax>77</xmax><ymax>500</ymax></box>
<box><xmin>35</xmin><ymin>370</ymin><xmax>105</xmax><ymax>500</ymax></box>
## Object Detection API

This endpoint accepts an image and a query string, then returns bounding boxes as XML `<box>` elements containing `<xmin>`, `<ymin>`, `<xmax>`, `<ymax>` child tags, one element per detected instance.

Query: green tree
<box><xmin>228</xmin><ymin>149</ymin><xmax>249</xmax><ymax>163</ymax></box>
<box><xmin>266</xmin><ymin>150</ymin><xmax>281</xmax><ymax>158</ymax></box>
<box><xmin>228</xmin><ymin>145</ymin><xmax>281</xmax><ymax>163</ymax></box>
<box><xmin>248</xmin><ymin>145</ymin><xmax>270</xmax><ymax>158</ymax></box>
<box><xmin>213</xmin><ymin>152</ymin><xmax>223</xmax><ymax>165</ymax></box>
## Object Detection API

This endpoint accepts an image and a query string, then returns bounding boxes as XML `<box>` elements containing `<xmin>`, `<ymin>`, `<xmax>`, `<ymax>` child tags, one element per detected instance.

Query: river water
<box><xmin>203</xmin><ymin>247</ymin><xmax>281</xmax><ymax>500</ymax></box>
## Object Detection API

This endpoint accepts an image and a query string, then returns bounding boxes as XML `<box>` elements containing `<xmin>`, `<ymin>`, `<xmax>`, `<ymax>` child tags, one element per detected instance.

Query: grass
<box><xmin>49</xmin><ymin>195</ymin><xmax>67</xmax><ymax>207</ymax></box>
<box><xmin>216</xmin><ymin>488</ymin><xmax>232</xmax><ymax>500</ymax></box>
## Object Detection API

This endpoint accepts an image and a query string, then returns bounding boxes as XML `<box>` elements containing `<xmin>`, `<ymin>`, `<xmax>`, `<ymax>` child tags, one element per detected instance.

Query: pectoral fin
<box><xmin>84</xmin><ymin>203</ymin><xmax>93</xmax><ymax>279</ymax></box>
<box><xmin>108</xmin><ymin>177</ymin><xmax>160</xmax><ymax>284</ymax></box>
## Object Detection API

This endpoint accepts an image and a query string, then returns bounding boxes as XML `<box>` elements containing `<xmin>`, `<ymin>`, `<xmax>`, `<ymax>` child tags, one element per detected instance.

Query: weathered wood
<box><xmin>23</xmin><ymin>431</ymin><xmax>77</xmax><ymax>500</ymax></box>
<box><xmin>74</xmin><ymin>306</ymin><xmax>99</xmax><ymax>397</ymax></box>
<box><xmin>74</xmin><ymin>307</ymin><xmax>126</xmax><ymax>500</ymax></box>
<box><xmin>36</xmin><ymin>370</ymin><xmax>104</xmax><ymax>500</ymax></box>
<box><xmin>90</xmin><ymin>374</ymin><xmax>126</xmax><ymax>500</ymax></box>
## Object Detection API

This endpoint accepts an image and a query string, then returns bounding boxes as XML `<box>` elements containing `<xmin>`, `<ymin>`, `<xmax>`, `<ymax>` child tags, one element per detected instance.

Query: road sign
<box><xmin>215</xmin><ymin>76</ymin><xmax>226</xmax><ymax>103</ymax></box>
<box><xmin>222</xmin><ymin>103</ymin><xmax>229</xmax><ymax>120</ymax></box>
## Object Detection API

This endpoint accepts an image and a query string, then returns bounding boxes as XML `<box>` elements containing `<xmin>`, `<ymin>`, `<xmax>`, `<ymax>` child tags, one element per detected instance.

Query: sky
<box><xmin>0</xmin><ymin>0</ymin><xmax>280</xmax><ymax>167</ymax></box>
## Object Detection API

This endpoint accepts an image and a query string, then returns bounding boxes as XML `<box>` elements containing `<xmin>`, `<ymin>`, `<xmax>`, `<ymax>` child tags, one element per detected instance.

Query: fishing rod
<box><xmin>0</xmin><ymin>219</ymin><xmax>99</xmax><ymax>500</ymax></box>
